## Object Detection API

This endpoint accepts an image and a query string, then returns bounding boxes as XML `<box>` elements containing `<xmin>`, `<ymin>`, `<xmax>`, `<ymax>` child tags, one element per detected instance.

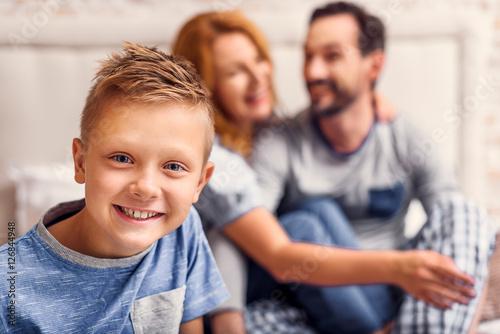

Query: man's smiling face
<box><xmin>304</xmin><ymin>14</ymin><xmax>373</xmax><ymax>117</ymax></box>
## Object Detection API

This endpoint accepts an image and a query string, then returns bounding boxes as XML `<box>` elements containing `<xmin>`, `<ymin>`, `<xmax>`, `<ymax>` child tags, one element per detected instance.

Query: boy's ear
<box><xmin>73</xmin><ymin>138</ymin><xmax>86</xmax><ymax>184</ymax></box>
<box><xmin>192</xmin><ymin>161</ymin><xmax>215</xmax><ymax>204</ymax></box>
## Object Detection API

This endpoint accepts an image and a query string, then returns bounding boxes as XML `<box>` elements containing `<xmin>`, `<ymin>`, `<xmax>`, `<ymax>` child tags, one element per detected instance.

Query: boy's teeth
<box><xmin>120</xmin><ymin>206</ymin><xmax>158</xmax><ymax>220</ymax></box>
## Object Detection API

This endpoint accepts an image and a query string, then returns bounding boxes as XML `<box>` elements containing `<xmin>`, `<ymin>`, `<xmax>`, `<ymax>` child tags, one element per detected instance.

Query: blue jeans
<box><xmin>247</xmin><ymin>198</ymin><xmax>401</xmax><ymax>334</ymax></box>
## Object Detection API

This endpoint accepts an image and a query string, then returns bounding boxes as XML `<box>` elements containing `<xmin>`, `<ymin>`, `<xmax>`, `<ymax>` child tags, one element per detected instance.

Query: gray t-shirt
<box><xmin>195</xmin><ymin>138</ymin><xmax>262</xmax><ymax>230</ymax></box>
<box><xmin>251</xmin><ymin>110</ymin><xmax>459</xmax><ymax>250</ymax></box>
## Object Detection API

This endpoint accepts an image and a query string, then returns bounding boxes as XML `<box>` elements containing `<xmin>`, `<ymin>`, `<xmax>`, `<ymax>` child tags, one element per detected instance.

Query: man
<box><xmin>251</xmin><ymin>2</ymin><xmax>497</xmax><ymax>333</ymax></box>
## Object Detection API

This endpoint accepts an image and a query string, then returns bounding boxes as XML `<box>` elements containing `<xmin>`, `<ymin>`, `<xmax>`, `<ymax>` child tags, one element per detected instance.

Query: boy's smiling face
<box><xmin>72</xmin><ymin>100</ymin><xmax>213</xmax><ymax>258</ymax></box>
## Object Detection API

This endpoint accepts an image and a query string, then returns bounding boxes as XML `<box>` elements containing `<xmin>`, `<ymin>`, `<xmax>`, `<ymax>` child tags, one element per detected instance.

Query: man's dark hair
<box><xmin>310</xmin><ymin>2</ymin><xmax>385</xmax><ymax>56</ymax></box>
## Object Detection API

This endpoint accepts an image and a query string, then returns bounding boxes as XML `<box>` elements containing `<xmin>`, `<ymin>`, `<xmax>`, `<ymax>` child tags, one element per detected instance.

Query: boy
<box><xmin>0</xmin><ymin>42</ymin><xmax>228</xmax><ymax>333</ymax></box>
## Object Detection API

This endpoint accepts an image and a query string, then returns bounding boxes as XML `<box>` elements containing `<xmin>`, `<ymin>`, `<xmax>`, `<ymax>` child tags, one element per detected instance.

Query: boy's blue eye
<box><xmin>165</xmin><ymin>163</ymin><xmax>182</xmax><ymax>172</ymax></box>
<box><xmin>113</xmin><ymin>155</ymin><xmax>131</xmax><ymax>163</ymax></box>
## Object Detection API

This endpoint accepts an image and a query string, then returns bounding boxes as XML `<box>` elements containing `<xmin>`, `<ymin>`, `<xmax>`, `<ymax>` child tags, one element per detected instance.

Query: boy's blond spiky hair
<box><xmin>80</xmin><ymin>42</ymin><xmax>215</xmax><ymax>161</ymax></box>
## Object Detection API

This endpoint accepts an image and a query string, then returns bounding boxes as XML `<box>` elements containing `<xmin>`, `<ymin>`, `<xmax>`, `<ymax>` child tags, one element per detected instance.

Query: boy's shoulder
<box><xmin>0</xmin><ymin>220</ymin><xmax>41</xmax><ymax>262</ymax></box>
<box><xmin>157</xmin><ymin>205</ymin><xmax>205</xmax><ymax>251</ymax></box>
<box><xmin>0</xmin><ymin>198</ymin><xmax>84</xmax><ymax>255</ymax></box>
<box><xmin>0</xmin><ymin>226</ymin><xmax>36</xmax><ymax>252</ymax></box>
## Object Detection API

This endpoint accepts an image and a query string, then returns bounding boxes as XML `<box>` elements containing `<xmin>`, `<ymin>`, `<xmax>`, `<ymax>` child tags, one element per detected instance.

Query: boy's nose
<box><xmin>129</xmin><ymin>170</ymin><xmax>162</xmax><ymax>200</ymax></box>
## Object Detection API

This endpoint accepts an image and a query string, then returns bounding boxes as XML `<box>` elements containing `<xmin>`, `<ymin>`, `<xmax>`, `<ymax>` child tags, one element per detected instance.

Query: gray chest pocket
<box><xmin>130</xmin><ymin>285</ymin><xmax>186</xmax><ymax>334</ymax></box>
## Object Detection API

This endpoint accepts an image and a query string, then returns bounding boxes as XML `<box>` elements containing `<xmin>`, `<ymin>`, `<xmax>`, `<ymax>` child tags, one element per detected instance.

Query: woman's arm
<box><xmin>223</xmin><ymin>207</ymin><xmax>476</xmax><ymax>310</ymax></box>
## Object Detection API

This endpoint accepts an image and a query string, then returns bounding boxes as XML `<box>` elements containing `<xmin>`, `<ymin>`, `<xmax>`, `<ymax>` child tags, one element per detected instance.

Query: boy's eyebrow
<box><xmin>101</xmin><ymin>136</ymin><xmax>200</xmax><ymax>165</ymax></box>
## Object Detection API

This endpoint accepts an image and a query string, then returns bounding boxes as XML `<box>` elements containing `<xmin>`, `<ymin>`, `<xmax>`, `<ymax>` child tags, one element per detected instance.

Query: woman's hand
<box><xmin>374</xmin><ymin>91</ymin><xmax>396</xmax><ymax>122</ymax></box>
<box><xmin>394</xmin><ymin>250</ymin><xmax>476</xmax><ymax>309</ymax></box>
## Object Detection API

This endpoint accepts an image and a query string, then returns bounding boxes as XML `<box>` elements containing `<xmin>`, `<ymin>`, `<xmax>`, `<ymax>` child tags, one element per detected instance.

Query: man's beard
<box><xmin>307</xmin><ymin>79</ymin><xmax>356</xmax><ymax>118</ymax></box>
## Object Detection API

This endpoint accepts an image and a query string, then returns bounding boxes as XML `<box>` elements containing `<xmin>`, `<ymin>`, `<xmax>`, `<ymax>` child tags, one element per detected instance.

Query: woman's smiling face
<box><xmin>212</xmin><ymin>32</ymin><xmax>273</xmax><ymax>133</ymax></box>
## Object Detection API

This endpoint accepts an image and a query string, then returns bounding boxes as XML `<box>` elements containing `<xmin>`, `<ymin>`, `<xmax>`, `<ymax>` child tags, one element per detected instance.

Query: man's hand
<box><xmin>395</xmin><ymin>250</ymin><xmax>476</xmax><ymax>309</ymax></box>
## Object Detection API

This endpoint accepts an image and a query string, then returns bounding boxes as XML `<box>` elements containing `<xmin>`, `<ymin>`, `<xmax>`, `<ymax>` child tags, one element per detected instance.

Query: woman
<box><xmin>172</xmin><ymin>11</ymin><xmax>475</xmax><ymax>334</ymax></box>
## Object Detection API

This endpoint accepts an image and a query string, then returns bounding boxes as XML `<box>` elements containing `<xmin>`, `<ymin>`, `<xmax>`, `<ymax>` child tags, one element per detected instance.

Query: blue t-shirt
<box><xmin>0</xmin><ymin>199</ymin><xmax>228</xmax><ymax>333</ymax></box>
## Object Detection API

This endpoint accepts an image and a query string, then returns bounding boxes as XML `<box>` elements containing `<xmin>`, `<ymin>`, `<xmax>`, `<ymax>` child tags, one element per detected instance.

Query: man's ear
<box><xmin>367</xmin><ymin>49</ymin><xmax>385</xmax><ymax>85</ymax></box>
<box><xmin>73</xmin><ymin>138</ymin><xmax>86</xmax><ymax>184</ymax></box>
<box><xmin>192</xmin><ymin>161</ymin><xmax>215</xmax><ymax>204</ymax></box>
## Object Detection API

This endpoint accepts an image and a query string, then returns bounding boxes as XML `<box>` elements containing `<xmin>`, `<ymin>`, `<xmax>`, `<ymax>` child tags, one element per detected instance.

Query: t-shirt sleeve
<box><xmin>394</xmin><ymin>116</ymin><xmax>460</xmax><ymax>214</ymax></box>
<box><xmin>181</xmin><ymin>207</ymin><xmax>229</xmax><ymax>322</ymax></box>
<box><xmin>251</xmin><ymin>130</ymin><xmax>290</xmax><ymax>213</ymax></box>
<box><xmin>195</xmin><ymin>142</ymin><xmax>261</xmax><ymax>230</ymax></box>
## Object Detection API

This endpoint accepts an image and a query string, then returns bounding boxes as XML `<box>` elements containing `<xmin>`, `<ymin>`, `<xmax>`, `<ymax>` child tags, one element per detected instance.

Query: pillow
<box><xmin>8</xmin><ymin>163</ymin><xmax>85</xmax><ymax>236</ymax></box>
